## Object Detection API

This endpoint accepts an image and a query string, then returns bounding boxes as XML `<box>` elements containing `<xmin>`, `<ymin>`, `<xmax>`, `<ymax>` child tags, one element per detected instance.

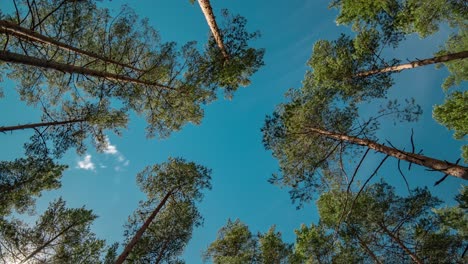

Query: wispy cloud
<box><xmin>102</xmin><ymin>136</ymin><xmax>130</xmax><ymax>171</ymax></box>
<box><xmin>77</xmin><ymin>154</ymin><xmax>95</xmax><ymax>171</ymax></box>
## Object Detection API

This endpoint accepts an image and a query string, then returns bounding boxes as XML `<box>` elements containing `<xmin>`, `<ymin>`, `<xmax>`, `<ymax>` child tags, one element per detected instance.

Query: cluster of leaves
<box><xmin>203</xmin><ymin>219</ymin><xmax>292</xmax><ymax>264</ymax></box>
<box><xmin>204</xmin><ymin>183</ymin><xmax>468</xmax><ymax>263</ymax></box>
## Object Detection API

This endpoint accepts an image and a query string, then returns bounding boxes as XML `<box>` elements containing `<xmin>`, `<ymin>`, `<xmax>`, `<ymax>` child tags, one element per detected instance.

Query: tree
<box><xmin>0</xmin><ymin>198</ymin><xmax>105</xmax><ymax>264</ymax></box>
<box><xmin>1</xmin><ymin>0</ymin><xmax>264</xmax><ymax>155</ymax></box>
<box><xmin>0</xmin><ymin>156</ymin><xmax>66</xmax><ymax>217</ymax></box>
<box><xmin>123</xmin><ymin>201</ymin><xmax>201</xmax><ymax>264</ymax></box>
<box><xmin>204</xmin><ymin>220</ymin><xmax>295</xmax><ymax>264</ymax></box>
<box><xmin>317</xmin><ymin>181</ymin><xmax>466</xmax><ymax>263</ymax></box>
<box><xmin>257</xmin><ymin>226</ymin><xmax>292</xmax><ymax>264</ymax></box>
<box><xmin>262</xmin><ymin>80</ymin><xmax>467</xmax><ymax>202</ymax></box>
<box><xmin>292</xmin><ymin>223</ymin><xmax>364</xmax><ymax>264</ymax></box>
<box><xmin>203</xmin><ymin>219</ymin><xmax>258</xmax><ymax>264</ymax></box>
<box><xmin>115</xmin><ymin>157</ymin><xmax>211</xmax><ymax>264</ymax></box>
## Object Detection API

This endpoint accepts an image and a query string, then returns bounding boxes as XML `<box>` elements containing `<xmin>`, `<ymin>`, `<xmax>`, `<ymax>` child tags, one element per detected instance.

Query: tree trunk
<box><xmin>0</xmin><ymin>20</ymin><xmax>144</xmax><ymax>73</ymax></box>
<box><xmin>379</xmin><ymin>224</ymin><xmax>423</xmax><ymax>264</ymax></box>
<box><xmin>0</xmin><ymin>119</ymin><xmax>86</xmax><ymax>133</ymax></box>
<box><xmin>197</xmin><ymin>0</ymin><xmax>229</xmax><ymax>60</ymax></box>
<box><xmin>19</xmin><ymin>221</ymin><xmax>81</xmax><ymax>264</ymax></box>
<box><xmin>356</xmin><ymin>51</ymin><xmax>468</xmax><ymax>77</ymax></box>
<box><xmin>0</xmin><ymin>50</ymin><xmax>175</xmax><ymax>91</ymax></box>
<box><xmin>308</xmin><ymin>127</ymin><xmax>468</xmax><ymax>180</ymax></box>
<box><xmin>155</xmin><ymin>238</ymin><xmax>169</xmax><ymax>264</ymax></box>
<box><xmin>353</xmin><ymin>231</ymin><xmax>382</xmax><ymax>264</ymax></box>
<box><xmin>114</xmin><ymin>190</ymin><xmax>173</xmax><ymax>264</ymax></box>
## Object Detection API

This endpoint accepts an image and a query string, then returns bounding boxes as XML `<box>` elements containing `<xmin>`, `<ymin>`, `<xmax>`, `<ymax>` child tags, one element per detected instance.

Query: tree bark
<box><xmin>0</xmin><ymin>20</ymin><xmax>144</xmax><ymax>73</ymax></box>
<box><xmin>197</xmin><ymin>0</ymin><xmax>229</xmax><ymax>60</ymax></box>
<box><xmin>0</xmin><ymin>50</ymin><xmax>175</xmax><ymax>91</ymax></box>
<box><xmin>356</xmin><ymin>51</ymin><xmax>468</xmax><ymax>77</ymax></box>
<box><xmin>0</xmin><ymin>119</ymin><xmax>86</xmax><ymax>133</ymax></box>
<box><xmin>114</xmin><ymin>190</ymin><xmax>174</xmax><ymax>264</ymax></box>
<box><xmin>307</xmin><ymin>127</ymin><xmax>468</xmax><ymax>180</ymax></box>
<box><xmin>19</xmin><ymin>221</ymin><xmax>82</xmax><ymax>264</ymax></box>
<box><xmin>379</xmin><ymin>224</ymin><xmax>423</xmax><ymax>264</ymax></box>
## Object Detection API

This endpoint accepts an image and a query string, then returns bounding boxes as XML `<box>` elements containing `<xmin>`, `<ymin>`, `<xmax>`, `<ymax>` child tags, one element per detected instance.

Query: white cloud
<box><xmin>103</xmin><ymin>137</ymin><xmax>118</xmax><ymax>155</ymax></box>
<box><xmin>77</xmin><ymin>155</ymin><xmax>95</xmax><ymax>170</ymax></box>
<box><xmin>99</xmin><ymin>136</ymin><xmax>130</xmax><ymax>170</ymax></box>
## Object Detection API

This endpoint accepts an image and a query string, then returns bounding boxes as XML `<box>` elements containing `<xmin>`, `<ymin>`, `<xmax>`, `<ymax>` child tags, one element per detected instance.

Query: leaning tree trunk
<box><xmin>196</xmin><ymin>0</ymin><xmax>229</xmax><ymax>60</ymax></box>
<box><xmin>0</xmin><ymin>119</ymin><xmax>86</xmax><ymax>133</ymax></box>
<box><xmin>307</xmin><ymin>127</ymin><xmax>468</xmax><ymax>180</ymax></box>
<box><xmin>379</xmin><ymin>224</ymin><xmax>424</xmax><ymax>264</ymax></box>
<box><xmin>356</xmin><ymin>51</ymin><xmax>468</xmax><ymax>77</ymax></box>
<box><xmin>0</xmin><ymin>20</ymin><xmax>144</xmax><ymax>73</ymax></box>
<box><xmin>0</xmin><ymin>50</ymin><xmax>174</xmax><ymax>90</ymax></box>
<box><xmin>114</xmin><ymin>190</ymin><xmax>174</xmax><ymax>264</ymax></box>
<box><xmin>19</xmin><ymin>221</ymin><xmax>82</xmax><ymax>264</ymax></box>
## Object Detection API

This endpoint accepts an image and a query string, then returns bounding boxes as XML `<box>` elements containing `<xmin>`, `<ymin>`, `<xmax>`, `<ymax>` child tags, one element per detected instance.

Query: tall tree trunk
<box><xmin>0</xmin><ymin>20</ymin><xmax>144</xmax><ymax>73</ymax></box>
<box><xmin>19</xmin><ymin>221</ymin><xmax>82</xmax><ymax>264</ymax></box>
<box><xmin>114</xmin><ymin>190</ymin><xmax>174</xmax><ymax>264</ymax></box>
<box><xmin>379</xmin><ymin>224</ymin><xmax>423</xmax><ymax>264</ymax></box>
<box><xmin>0</xmin><ymin>119</ymin><xmax>86</xmax><ymax>133</ymax></box>
<box><xmin>196</xmin><ymin>0</ymin><xmax>229</xmax><ymax>60</ymax></box>
<box><xmin>0</xmin><ymin>50</ymin><xmax>175</xmax><ymax>91</ymax></box>
<box><xmin>307</xmin><ymin>127</ymin><xmax>468</xmax><ymax>180</ymax></box>
<box><xmin>356</xmin><ymin>51</ymin><xmax>468</xmax><ymax>77</ymax></box>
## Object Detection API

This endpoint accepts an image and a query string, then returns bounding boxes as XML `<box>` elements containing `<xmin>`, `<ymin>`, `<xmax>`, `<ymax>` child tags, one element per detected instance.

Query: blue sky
<box><xmin>1</xmin><ymin>0</ymin><xmax>466</xmax><ymax>263</ymax></box>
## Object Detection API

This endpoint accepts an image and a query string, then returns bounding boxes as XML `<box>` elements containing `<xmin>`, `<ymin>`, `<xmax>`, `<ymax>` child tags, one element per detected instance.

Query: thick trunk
<box><xmin>0</xmin><ymin>50</ymin><xmax>175</xmax><ymax>91</ymax></box>
<box><xmin>379</xmin><ymin>224</ymin><xmax>423</xmax><ymax>264</ymax></box>
<box><xmin>0</xmin><ymin>119</ymin><xmax>85</xmax><ymax>133</ymax></box>
<box><xmin>197</xmin><ymin>0</ymin><xmax>229</xmax><ymax>60</ymax></box>
<box><xmin>114</xmin><ymin>190</ymin><xmax>173</xmax><ymax>264</ymax></box>
<box><xmin>0</xmin><ymin>20</ymin><xmax>144</xmax><ymax>73</ymax></box>
<box><xmin>356</xmin><ymin>51</ymin><xmax>468</xmax><ymax>77</ymax></box>
<box><xmin>20</xmin><ymin>221</ymin><xmax>80</xmax><ymax>264</ymax></box>
<box><xmin>308</xmin><ymin>127</ymin><xmax>468</xmax><ymax>180</ymax></box>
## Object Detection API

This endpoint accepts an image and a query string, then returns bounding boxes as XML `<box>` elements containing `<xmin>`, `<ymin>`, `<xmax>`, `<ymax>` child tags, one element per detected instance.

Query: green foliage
<box><xmin>293</xmin><ymin>223</ymin><xmax>336</xmax><ymax>263</ymax></box>
<box><xmin>203</xmin><ymin>219</ymin><xmax>258</xmax><ymax>264</ymax></box>
<box><xmin>315</xmin><ymin>181</ymin><xmax>466</xmax><ymax>263</ymax></box>
<box><xmin>198</xmin><ymin>10</ymin><xmax>265</xmax><ymax>98</ymax></box>
<box><xmin>433</xmin><ymin>91</ymin><xmax>468</xmax><ymax>162</ymax></box>
<box><xmin>118</xmin><ymin>158</ymin><xmax>211</xmax><ymax>263</ymax></box>
<box><xmin>124</xmin><ymin>201</ymin><xmax>201</xmax><ymax>263</ymax></box>
<box><xmin>0</xmin><ymin>198</ymin><xmax>105</xmax><ymax>263</ymax></box>
<box><xmin>136</xmin><ymin>157</ymin><xmax>211</xmax><ymax>202</ymax></box>
<box><xmin>258</xmin><ymin>226</ymin><xmax>292</xmax><ymax>264</ymax></box>
<box><xmin>330</xmin><ymin>0</ymin><xmax>467</xmax><ymax>42</ymax></box>
<box><xmin>308</xmin><ymin>30</ymin><xmax>394</xmax><ymax>102</ymax></box>
<box><xmin>0</xmin><ymin>156</ymin><xmax>66</xmax><ymax>216</ymax></box>
<box><xmin>437</xmin><ymin>28</ymin><xmax>468</xmax><ymax>90</ymax></box>
<box><xmin>262</xmin><ymin>77</ymin><xmax>422</xmax><ymax>203</ymax></box>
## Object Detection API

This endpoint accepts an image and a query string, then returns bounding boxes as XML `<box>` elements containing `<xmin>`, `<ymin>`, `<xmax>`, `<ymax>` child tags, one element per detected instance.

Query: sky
<box><xmin>0</xmin><ymin>0</ymin><xmax>466</xmax><ymax>263</ymax></box>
